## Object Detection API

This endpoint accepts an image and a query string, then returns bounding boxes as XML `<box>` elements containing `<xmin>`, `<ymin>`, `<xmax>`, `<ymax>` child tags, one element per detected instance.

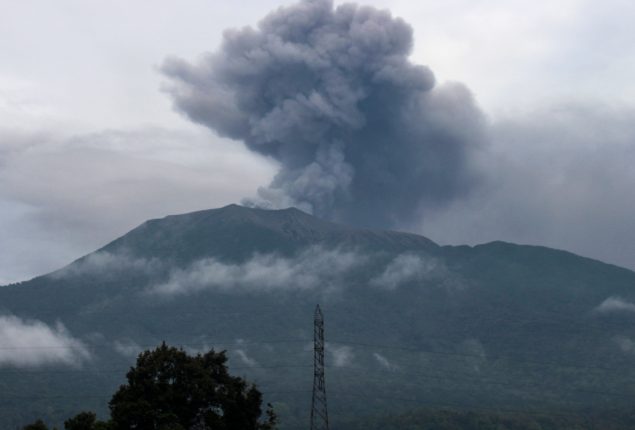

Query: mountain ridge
<box><xmin>2</xmin><ymin>205</ymin><xmax>635</xmax><ymax>429</ymax></box>
<box><xmin>6</xmin><ymin>204</ymin><xmax>630</xmax><ymax>289</ymax></box>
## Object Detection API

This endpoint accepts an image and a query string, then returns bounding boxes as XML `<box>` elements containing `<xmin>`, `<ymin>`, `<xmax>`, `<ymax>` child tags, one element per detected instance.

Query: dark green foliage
<box><xmin>338</xmin><ymin>408</ymin><xmax>635</xmax><ymax>430</ymax></box>
<box><xmin>64</xmin><ymin>411</ymin><xmax>111</xmax><ymax>430</ymax></box>
<box><xmin>108</xmin><ymin>343</ymin><xmax>276</xmax><ymax>430</ymax></box>
<box><xmin>22</xmin><ymin>420</ymin><xmax>51</xmax><ymax>430</ymax></box>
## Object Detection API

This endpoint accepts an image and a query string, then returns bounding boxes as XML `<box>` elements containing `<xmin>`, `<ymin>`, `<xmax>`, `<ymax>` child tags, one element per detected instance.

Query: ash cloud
<box><xmin>419</xmin><ymin>103</ymin><xmax>635</xmax><ymax>270</ymax></box>
<box><xmin>0</xmin><ymin>315</ymin><xmax>90</xmax><ymax>367</ymax></box>
<box><xmin>162</xmin><ymin>0</ymin><xmax>485</xmax><ymax>228</ymax></box>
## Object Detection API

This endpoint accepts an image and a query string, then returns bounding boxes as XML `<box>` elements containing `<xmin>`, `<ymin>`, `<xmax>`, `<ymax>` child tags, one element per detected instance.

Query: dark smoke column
<box><xmin>162</xmin><ymin>0</ymin><xmax>486</xmax><ymax>229</ymax></box>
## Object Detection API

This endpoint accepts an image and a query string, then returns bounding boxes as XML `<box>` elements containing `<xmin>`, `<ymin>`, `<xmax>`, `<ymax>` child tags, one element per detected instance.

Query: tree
<box><xmin>22</xmin><ymin>420</ymin><xmax>51</xmax><ymax>430</ymax></box>
<box><xmin>108</xmin><ymin>342</ymin><xmax>276</xmax><ymax>430</ymax></box>
<box><xmin>64</xmin><ymin>411</ymin><xmax>110</xmax><ymax>430</ymax></box>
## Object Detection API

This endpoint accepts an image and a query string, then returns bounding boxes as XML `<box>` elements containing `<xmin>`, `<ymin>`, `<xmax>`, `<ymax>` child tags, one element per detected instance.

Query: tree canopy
<box><xmin>22</xmin><ymin>343</ymin><xmax>276</xmax><ymax>430</ymax></box>
<box><xmin>109</xmin><ymin>343</ymin><xmax>275</xmax><ymax>430</ymax></box>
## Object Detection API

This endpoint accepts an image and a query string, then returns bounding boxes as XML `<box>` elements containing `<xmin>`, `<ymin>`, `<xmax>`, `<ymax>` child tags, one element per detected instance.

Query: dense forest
<box><xmin>337</xmin><ymin>408</ymin><xmax>635</xmax><ymax>430</ymax></box>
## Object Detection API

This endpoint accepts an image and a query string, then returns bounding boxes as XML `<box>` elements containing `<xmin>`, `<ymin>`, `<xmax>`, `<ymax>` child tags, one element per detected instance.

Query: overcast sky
<box><xmin>1</xmin><ymin>0</ymin><xmax>635</xmax><ymax>284</ymax></box>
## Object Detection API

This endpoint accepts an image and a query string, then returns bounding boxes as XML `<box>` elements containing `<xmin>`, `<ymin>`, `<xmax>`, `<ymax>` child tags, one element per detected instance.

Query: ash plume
<box><xmin>162</xmin><ymin>0</ymin><xmax>485</xmax><ymax>228</ymax></box>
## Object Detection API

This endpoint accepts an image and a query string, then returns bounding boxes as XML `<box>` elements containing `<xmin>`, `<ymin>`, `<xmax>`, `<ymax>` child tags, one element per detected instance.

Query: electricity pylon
<box><xmin>310</xmin><ymin>305</ymin><xmax>329</xmax><ymax>430</ymax></box>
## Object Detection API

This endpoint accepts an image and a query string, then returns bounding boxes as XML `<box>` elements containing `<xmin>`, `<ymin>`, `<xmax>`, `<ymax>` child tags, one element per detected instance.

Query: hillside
<box><xmin>2</xmin><ymin>204</ymin><xmax>635</xmax><ymax>429</ymax></box>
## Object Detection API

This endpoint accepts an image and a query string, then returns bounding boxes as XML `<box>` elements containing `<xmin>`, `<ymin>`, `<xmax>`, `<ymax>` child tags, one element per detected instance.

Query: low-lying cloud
<box><xmin>152</xmin><ymin>246</ymin><xmax>365</xmax><ymax>295</ymax></box>
<box><xmin>233</xmin><ymin>349</ymin><xmax>258</xmax><ymax>367</ymax></box>
<box><xmin>370</xmin><ymin>253</ymin><xmax>438</xmax><ymax>290</ymax></box>
<box><xmin>329</xmin><ymin>344</ymin><xmax>354</xmax><ymax>367</ymax></box>
<box><xmin>113</xmin><ymin>338</ymin><xmax>143</xmax><ymax>358</ymax></box>
<box><xmin>151</xmin><ymin>248</ymin><xmax>455</xmax><ymax>296</ymax></box>
<box><xmin>52</xmin><ymin>250</ymin><xmax>160</xmax><ymax>279</ymax></box>
<box><xmin>373</xmin><ymin>352</ymin><xmax>398</xmax><ymax>371</ymax></box>
<box><xmin>0</xmin><ymin>315</ymin><xmax>90</xmax><ymax>367</ymax></box>
<box><xmin>614</xmin><ymin>336</ymin><xmax>635</xmax><ymax>354</ymax></box>
<box><xmin>595</xmin><ymin>297</ymin><xmax>635</xmax><ymax>314</ymax></box>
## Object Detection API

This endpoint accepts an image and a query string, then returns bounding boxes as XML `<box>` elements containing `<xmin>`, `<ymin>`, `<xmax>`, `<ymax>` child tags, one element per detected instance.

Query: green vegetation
<box><xmin>339</xmin><ymin>408</ymin><xmax>635</xmax><ymax>430</ymax></box>
<box><xmin>21</xmin><ymin>343</ymin><xmax>276</xmax><ymax>430</ymax></box>
<box><xmin>3</xmin><ymin>205</ymin><xmax>635</xmax><ymax>428</ymax></box>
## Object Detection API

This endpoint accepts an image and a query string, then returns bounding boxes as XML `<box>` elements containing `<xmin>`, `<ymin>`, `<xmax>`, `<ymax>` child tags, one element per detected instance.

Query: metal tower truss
<box><xmin>310</xmin><ymin>304</ymin><xmax>329</xmax><ymax>430</ymax></box>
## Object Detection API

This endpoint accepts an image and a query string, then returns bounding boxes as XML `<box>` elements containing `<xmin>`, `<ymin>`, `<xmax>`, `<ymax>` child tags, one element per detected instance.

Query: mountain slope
<box><xmin>2</xmin><ymin>205</ymin><xmax>635</xmax><ymax>429</ymax></box>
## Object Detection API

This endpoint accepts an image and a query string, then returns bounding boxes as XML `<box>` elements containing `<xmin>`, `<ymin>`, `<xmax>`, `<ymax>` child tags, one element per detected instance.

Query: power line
<box><xmin>327</xmin><ymin>339</ymin><xmax>631</xmax><ymax>373</ymax></box>
<box><xmin>330</xmin><ymin>364</ymin><xmax>630</xmax><ymax>400</ymax></box>
<box><xmin>0</xmin><ymin>336</ymin><xmax>634</xmax><ymax>375</ymax></box>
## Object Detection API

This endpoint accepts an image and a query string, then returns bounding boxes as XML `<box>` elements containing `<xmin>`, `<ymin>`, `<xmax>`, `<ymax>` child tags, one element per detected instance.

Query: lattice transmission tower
<box><xmin>310</xmin><ymin>304</ymin><xmax>329</xmax><ymax>430</ymax></box>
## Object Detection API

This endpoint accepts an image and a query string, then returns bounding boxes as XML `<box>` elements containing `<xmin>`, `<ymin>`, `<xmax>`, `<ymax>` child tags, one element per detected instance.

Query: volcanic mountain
<box><xmin>2</xmin><ymin>204</ymin><xmax>635</xmax><ymax>428</ymax></box>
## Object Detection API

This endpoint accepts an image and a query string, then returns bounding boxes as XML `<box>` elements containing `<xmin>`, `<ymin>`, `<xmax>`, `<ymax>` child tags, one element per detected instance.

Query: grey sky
<box><xmin>1</xmin><ymin>0</ymin><xmax>635</xmax><ymax>283</ymax></box>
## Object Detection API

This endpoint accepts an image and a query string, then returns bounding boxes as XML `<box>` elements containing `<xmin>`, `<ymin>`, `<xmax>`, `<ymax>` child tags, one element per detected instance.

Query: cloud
<box><xmin>151</xmin><ymin>247</ymin><xmax>464</xmax><ymax>296</ymax></box>
<box><xmin>0</xmin><ymin>315</ymin><xmax>90</xmax><ymax>367</ymax></box>
<box><xmin>595</xmin><ymin>297</ymin><xmax>635</xmax><ymax>314</ymax></box>
<box><xmin>233</xmin><ymin>349</ymin><xmax>258</xmax><ymax>367</ymax></box>
<box><xmin>369</xmin><ymin>253</ymin><xmax>438</xmax><ymax>290</ymax></box>
<box><xmin>419</xmin><ymin>103</ymin><xmax>635</xmax><ymax>270</ymax></box>
<box><xmin>0</xmin><ymin>126</ymin><xmax>274</xmax><ymax>284</ymax></box>
<box><xmin>614</xmin><ymin>336</ymin><xmax>635</xmax><ymax>354</ymax></box>
<box><xmin>162</xmin><ymin>0</ymin><xmax>485</xmax><ymax>229</ymax></box>
<box><xmin>51</xmin><ymin>251</ymin><xmax>160</xmax><ymax>280</ymax></box>
<box><xmin>373</xmin><ymin>352</ymin><xmax>398</xmax><ymax>371</ymax></box>
<box><xmin>113</xmin><ymin>339</ymin><xmax>143</xmax><ymax>358</ymax></box>
<box><xmin>328</xmin><ymin>344</ymin><xmax>354</xmax><ymax>367</ymax></box>
<box><xmin>152</xmin><ymin>246</ymin><xmax>365</xmax><ymax>295</ymax></box>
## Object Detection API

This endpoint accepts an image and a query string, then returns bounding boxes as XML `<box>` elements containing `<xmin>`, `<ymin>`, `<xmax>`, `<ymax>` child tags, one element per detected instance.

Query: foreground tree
<box><xmin>22</xmin><ymin>420</ymin><xmax>50</xmax><ymax>430</ymax></box>
<box><xmin>64</xmin><ymin>411</ymin><xmax>111</xmax><ymax>430</ymax></box>
<box><xmin>108</xmin><ymin>342</ymin><xmax>276</xmax><ymax>430</ymax></box>
<box><xmin>22</xmin><ymin>343</ymin><xmax>276</xmax><ymax>430</ymax></box>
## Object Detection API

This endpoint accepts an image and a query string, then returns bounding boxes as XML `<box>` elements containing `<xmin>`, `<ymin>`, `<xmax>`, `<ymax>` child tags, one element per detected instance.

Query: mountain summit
<box><xmin>2</xmin><ymin>205</ymin><xmax>635</xmax><ymax>428</ymax></box>
<box><xmin>99</xmin><ymin>204</ymin><xmax>438</xmax><ymax>263</ymax></box>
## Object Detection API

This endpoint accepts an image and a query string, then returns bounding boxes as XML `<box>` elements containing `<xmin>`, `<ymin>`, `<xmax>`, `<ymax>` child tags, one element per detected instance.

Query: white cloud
<box><xmin>113</xmin><ymin>339</ymin><xmax>143</xmax><ymax>358</ymax></box>
<box><xmin>152</xmin><ymin>246</ymin><xmax>365</xmax><ymax>295</ymax></box>
<box><xmin>596</xmin><ymin>297</ymin><xmax>635</xmax><ymax>314</ymax></box>
<box><xmin>614</xmin><ymin>336</ymin><xmax>635</xmax><ymax>354</ymax></box>
<box><xmin>51</xmin><ymin>251</ymin><xmax>160</xmax><ymax>279</ymax></box>
<box><xmin>373</xmin><ymin>352</ymin><xmax>398</xmax><ymax>371</ymax></box>
<box><xmin>367</xmin><ymin>0</ymin><xmax>635</xmax><ymax>112</ymax></box>
<box><xmin>328</xmin><ymin>345</ymin><xmax>354</xmax><ymax>368</ymax></box>
<box><xmin>0</xmin><ymin>315</ymin><xmax>90</xmax><ymax>367</ymax></box>
<box><xmin>233</xmin><ymin>349</ymin><xmax>258</xmax><ymax>367</ymax></box>
<box><xmin>369</xmin><ymin>253</ymin><xmax>438</xmax><ymax>290</ymax></box>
